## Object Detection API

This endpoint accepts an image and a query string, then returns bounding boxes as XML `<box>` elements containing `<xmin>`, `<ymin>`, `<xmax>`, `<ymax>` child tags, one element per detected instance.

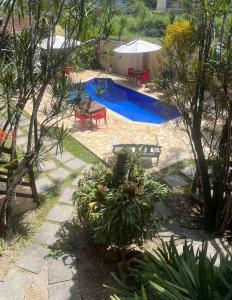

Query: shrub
<box><xmin>73</xmin><ymin>150</ymin><xmax>167</xmax><ymax>249</ymax></box>
<box><xmin>109</xmin><ymin>237</ymin><xmax>232</xmax><ymax>300</ymax></box>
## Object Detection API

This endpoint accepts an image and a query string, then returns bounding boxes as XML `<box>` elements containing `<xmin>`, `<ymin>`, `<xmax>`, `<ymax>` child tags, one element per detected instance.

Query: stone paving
<box><xmin>0</xmin><ymin>118</ymin><xmax>90</xmax><ymax>300</ymax></box>
<box><xmin>153</xmin><ymin>200</ymin><xmax>232</xmax><ymax>266</ymax></box>
<box><xmin>1</xmin><ymin>100</ymin><xmax>231</xmax><ymax>299</ymax></box>
<box><xmin>25</xmin><ymin>70</ymin><xmax>193</xmax><ymax>171</ymax></box>
<box><xmin>163</xmin><ymin>174</ymin><xmax>189</xmax><ymax>188</ymax></box>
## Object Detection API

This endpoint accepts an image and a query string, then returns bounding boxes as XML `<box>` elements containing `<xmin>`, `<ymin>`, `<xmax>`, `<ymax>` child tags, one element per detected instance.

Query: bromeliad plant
<box><xmin>73</xmin><ymin>150</ymin><xmax>167</xmax><ymax>249</ymax></box>
<box><xmin>109</xmin><ymin>237</ymin><xmax>232</xmax><ymax>300</ymax></box>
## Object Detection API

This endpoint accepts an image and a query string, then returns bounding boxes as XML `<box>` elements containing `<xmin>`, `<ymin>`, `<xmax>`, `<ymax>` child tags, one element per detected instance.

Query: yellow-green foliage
<box><xmin>55</xmin><ymin>25</ymin><xmax>64</xmax><ymax>36</ymax></box>
<box><xmin>164</xmin><ymin>20</ymin><xmax>195</xmax><ymax>51</ymax></box>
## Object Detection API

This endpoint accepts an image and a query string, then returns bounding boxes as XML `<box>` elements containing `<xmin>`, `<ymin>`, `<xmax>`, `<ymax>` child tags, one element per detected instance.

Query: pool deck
<box><xmin>27</xmin><ymin>70</ymin><xmax>193</xmax><ymax>170</ymax></box>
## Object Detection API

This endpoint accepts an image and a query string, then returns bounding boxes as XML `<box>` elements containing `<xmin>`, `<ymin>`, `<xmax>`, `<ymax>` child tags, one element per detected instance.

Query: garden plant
<box><xmin>73</xmin><ymin>150</ymin><xmax>167</xmax><ymax>250</ymax></box>
<box><xmin>157</xmin><ymin>0</ymin><xmax>232</xmax><ymax>233</ymax></box>
<box><xmin>109</xmin><ymin>237</ymin><xmax>232</xmax><ymax>300</ymax></box>
<box><xmin>0</xmin><ymin>0</ymin><xmax>115</xmax><ymax>238</ymax></box>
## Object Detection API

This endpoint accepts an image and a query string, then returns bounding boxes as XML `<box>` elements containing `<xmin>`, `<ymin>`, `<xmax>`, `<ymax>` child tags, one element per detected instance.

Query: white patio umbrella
<box><xmin>114</xmin><ymin>39</ymin><xmax>161</xmax><ymax>69</ymax></box>
<box><xmin>40</xmin><ymin>35</ymin><xmax>81</xmax><ymax>50</ymax></box>
<box><xmin>114</xmin><ymin>39</ymin><xmax>161</xmax><ymax>54</ymax></box>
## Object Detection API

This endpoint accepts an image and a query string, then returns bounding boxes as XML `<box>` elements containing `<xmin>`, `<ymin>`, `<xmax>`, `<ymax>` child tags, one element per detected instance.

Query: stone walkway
<box><xmin>0</xmin><ymin>116</ymin><xmax>91</xmax><ymax>300</ymax></box>
<box><xmin>153</xmin><ymin>165</ymin><xmax>232</xmax><ymax>266</ymax></box>
<box><xmin>153</xmin><ymin>199</ymin><xmax>232</xmax><ymax>267</ymax></box>
<box><xmin>25</xmin><ymin>70</ymin><xmax>193</xmax><ymax>171</ymax></box>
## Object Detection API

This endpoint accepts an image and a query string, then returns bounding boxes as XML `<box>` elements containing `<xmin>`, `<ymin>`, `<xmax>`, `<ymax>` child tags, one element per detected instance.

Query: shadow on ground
<box><xmin>48</xmin><ymin>220</ymin><xmax>116</xmax><ymax>300</ymax></box>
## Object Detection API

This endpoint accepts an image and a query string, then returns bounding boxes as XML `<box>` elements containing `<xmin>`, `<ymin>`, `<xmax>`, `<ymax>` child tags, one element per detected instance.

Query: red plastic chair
<box><xmin>127</xmin><ymin>67</ymin><xmax>135</xmax><ymax>82</ymax></box>
<box><xmin>0</xmin><ymin>130</ymin><xmax>6</xmax><ymax>141</ymax></box>
<box><xmin>74</xmin><ymin>110</ymin><xmax>91</xmax><ymax>130</ymax></box>
<box><xmin>64</xmin><ymin>65</ymin><xmax>73</xmax><ymax>75</ymax></box>
<box><xmin>92</xmin><ymin>108</ymin><xmax>107</xmax><ymax>127</ymax></box>
<box><xmin>137</xmin><ymin>69</ymin><xmax>151</xmax><ymax>84</ymax></box>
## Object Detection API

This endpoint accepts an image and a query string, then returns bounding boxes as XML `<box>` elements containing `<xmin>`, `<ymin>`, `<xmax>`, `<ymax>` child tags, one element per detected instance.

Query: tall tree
<box><xmin>158</xmin><ymin>0</ymin><xmax>231</xmax><ymax>233</ymax></box>
<box><xmin>0</xmin><ymin>0</ymin><xmax>113</xmax><ymax>238</ymax></box>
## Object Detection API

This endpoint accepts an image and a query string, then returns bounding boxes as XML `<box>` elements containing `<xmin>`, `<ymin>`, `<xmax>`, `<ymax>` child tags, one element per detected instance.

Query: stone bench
<box><xmin>112</xmin><ymin>143</ymin><xmax>162</xmax><ymax>166</ymax></box>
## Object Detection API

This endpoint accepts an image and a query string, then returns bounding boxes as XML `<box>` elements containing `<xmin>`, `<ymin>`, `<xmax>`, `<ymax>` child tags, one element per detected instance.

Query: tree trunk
<box><xmin>191</xmin><ymin>129</ymin><xmax>216</xmax><ymax>231</ymax></box>
<box><xmin>0</xmin><ymin>155</ymin><xmax>34</xmax><ymax>237</ymax></box>
<box><xmin>214</xmin><ymin>118</ymin><xmax>231</xmax><ymax>233</ymax></box>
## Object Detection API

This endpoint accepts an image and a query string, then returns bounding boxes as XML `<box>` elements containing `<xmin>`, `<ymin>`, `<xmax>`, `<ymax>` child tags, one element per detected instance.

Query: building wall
<box><xmin>156</xmin><ymin>0</ymin><xmax>182</xmax><ymax>12</ymax></box>
<box><xmin>156</xmin><ymin>0</ymin><xmax>167</xmax><ymax>12</ymax></box>
<box><xmin>112</xmin><ymin>0</ymin><xmax>128</xmax><ymax>10</ymax></box>
<box><xmin>98</xmin><ymin>40</ymin><xmax>163</xmax><ymax>77</ymax></box>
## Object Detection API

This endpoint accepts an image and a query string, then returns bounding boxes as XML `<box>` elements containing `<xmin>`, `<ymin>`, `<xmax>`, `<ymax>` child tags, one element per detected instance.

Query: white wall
<box><xmin>156</xmin><ymin>0</ymin><xmax>167</xmax><ymax>12</ymax></box>
<box><xmin>98</xmin><ymin>40</ymin><xmax>162</xmax><ymax>76</ymax></box>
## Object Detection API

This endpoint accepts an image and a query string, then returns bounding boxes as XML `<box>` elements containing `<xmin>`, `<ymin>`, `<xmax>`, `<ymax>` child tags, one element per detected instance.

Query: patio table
<box><xmin>130</xmin><ymin>70</ymin><xmax>143</xmax><ymax>86</ymax></box>
<box><xmin>80</xmin><ymin>100</ymin><xmax>106</xmax><ymax>129</ymax></box>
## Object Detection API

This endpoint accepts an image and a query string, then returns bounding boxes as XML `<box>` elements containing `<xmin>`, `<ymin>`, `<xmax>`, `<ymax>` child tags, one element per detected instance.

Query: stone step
<box><xmin>48</xmin><ymin>255</ymin><xmax>78</xmax><ymax>285</ymax></box>
<box><xmin>33</xmin><ymin>222</ymin><xmax>61</xmax><ymax>246</ymax></box>
<box><xmin>35</xmin><ymin>177</ymin><xmax>55</xmax><ymax>194</ymax></box>
<box><xmin>59</xmin><ymin>187</ymin><xmax>76</xmax><ymax>205</ymax></box>
<box><xmin>0</xmin><ymin>269</ymin><xmax>35</xmax><ymax>300</ymax></box>
<box><xmin>16</xmin><ymin>245</ymin><xmax>49</xmax><ymax>274</ymax></box>
<box><xmin>180</xmin><ymin>165</ymin><xmax>196</xmax><ymax>180</ymax></box>
<box><xmin>163</xmin><ymin>174</ymin><xmax>188</xmax><ymax>188</ymax></box>
<box><xmin>48</xmin><ymin>279</ymin><xmax>80</xmax><ymax>300</ymax></box>
<box><xmin>48</xmin><ymin>167</ymin><xmax>71</xmax><ymax>182</ymax></box>
<box><xmin>46</xmin><ymin>205</ymin><xmax>73</xmax><ymax>223</ymax></box>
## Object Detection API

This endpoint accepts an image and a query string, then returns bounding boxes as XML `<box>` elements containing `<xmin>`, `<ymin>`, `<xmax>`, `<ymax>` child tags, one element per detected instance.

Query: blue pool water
<box><xmin>70</xmin><ymin>78</ymin><xmax>179</xmax><ymax>124</ymax></box>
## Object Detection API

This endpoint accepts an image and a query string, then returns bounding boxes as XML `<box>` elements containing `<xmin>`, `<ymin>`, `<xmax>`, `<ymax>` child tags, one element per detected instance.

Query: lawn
<box><xmin>63</xmin><ymin>134</ymin><xmax>100</xmax><ymax>164</ymax></box>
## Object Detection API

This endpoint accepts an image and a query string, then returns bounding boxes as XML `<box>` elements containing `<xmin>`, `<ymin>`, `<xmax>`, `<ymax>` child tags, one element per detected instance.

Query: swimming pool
<box><xmin>72</xmin><ymin>78</ymin><xmax>180</xmax><ymax>124</ymax></box>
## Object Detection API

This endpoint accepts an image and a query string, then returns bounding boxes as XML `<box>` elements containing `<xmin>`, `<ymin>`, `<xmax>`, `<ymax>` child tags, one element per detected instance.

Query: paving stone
<box><xmin>155</xmin><ymin>200</ymin><xmax>173</xmax><ymax>220</ymax></box>
<box><xmin>55</xmin><ymin>151</ymin><xmax>75</xmax><ymax>163</ymax></box>
<box><xmin>20</xmin><ymin>119</ymin><xmax>30</xmax><ymax>127</ymax></box>
<box><xmin>33</xmin><ymin>222</ymin><xmax>61</xmax><ymax>245</ymax></box>
<box><xmin>46</xmin><ymin>205</ymin><xmax>73</xmax><ymax>223</ymax></box>
<box><xmin>16</xmin><ymin>128</ymin><xmax>24</xmax><ymax>137</ymax></box>
<box><xmin>157</xmin><ymin>230</ymin><xmax>181</xmax><ymax>242</ymax></box>
<box><xmin>48</xmin><ymin>167</ymin><xmax>71</xmax><ymax>181</ymax></box>
<box><xmin>180</xmin><ymin>165</ymin><xmax>196</xmax><ymax>180</ymax></box>
<box><xmin>176</xmin><ymin>240</ymin><xmax>227</xmax><ymax>266</ymax></box>
<box><xmin>71</xmin><ymin>174</ymin><xmax>82</xmax><ymax>187</ymax></box>
<box><xmin>63</xmin><ymin>157</ymin><xmax>86</xmax><ymax>171</ymax></box>
<box><xmin>71</xmin><ymin>164</ymin><xmax>92</xmax><ymax>186</ymax></box>
<box><xmin>17</xmin><ymin>136</ymin><xmax>28</xmax><ymax>146</ymax></box>
<box><xmin>49</xmin><ymin>146</ymin><xmax>61</xmax><ymax>155</ymax></box>
<box><xmin>48</xmin><ymin>279</ymin><xmax>80</xmax><ymax>300</ymax></box>
<box><xmin>48</xmin><ymin>255</ymin><xmax>78</xmax><ymax>284</ymax></box>
<box><xmin>16</xmin><ymin>245</ymin><xmax>49</xmax><ymax>274</ymax></box>
<box><xmin>0</xmin><ymin>269</ymin><xmax>35</xmax><ymax>300</ymax></box>
<box><xmin>163</xmin><ymin>174</ymin><xmax>188</xmax><ymax>188</ymax></box>
<box><xmin>59</xmin><ymin>187</ymin><xmax>76</xmax><ymax>205</ymax></box>
<box><xmin>40</xmin><ymin>160</ymin><xmax>57</xmax><ymax>172</ymax></box>
<box><xmin>36</xmin><ymin>177</ymin><xmax>55</xmax><ymax>193</ymax></box>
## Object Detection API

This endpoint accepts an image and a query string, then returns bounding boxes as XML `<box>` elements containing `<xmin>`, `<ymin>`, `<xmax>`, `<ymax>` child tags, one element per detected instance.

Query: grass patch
<box><xmin>0</xmin><ymin>188</ymin><xmax>59</xmax><ymax>277</ymax></box>
<box><xmin>63</xmin><ymin>134</ymin><xmax>99</xmax><ymax>164</ymax></box>
<box><xmin>5</xmin><ymin>189</ymin><xmax>58</xmax><ymax>251</ymax></box>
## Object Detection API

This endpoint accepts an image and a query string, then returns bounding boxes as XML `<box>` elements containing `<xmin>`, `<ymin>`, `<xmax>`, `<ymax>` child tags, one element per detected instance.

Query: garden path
<box><xmin>0</xmin><ymin>117</ymin><xmax>91</xmax><ymax>300</ymax></box>
<box><xmin>149</xmin><ymin>167</ymin><xmax>232</xmax><ymax>266</ymax></box>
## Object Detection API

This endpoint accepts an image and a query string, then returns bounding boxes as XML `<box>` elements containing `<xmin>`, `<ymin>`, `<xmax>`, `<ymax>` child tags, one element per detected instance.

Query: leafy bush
<box><xmin>109</xmin><ymin>237</ymin><xmax>232</xmax><ymax>300</ymax></box>
<box><xmin>73</xmin><ymin>150</ymin><xmax>167</xmax><ymax>248</ymax></box>
<box><xmin>112</xmin><ymin>9</ymin><xmax>169</xmax><ymax>39</ymax></box>
<box><xmin>70</xmin><ymin>44</ymin><xmax>100</xmax><ymax>71</ymax></box>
